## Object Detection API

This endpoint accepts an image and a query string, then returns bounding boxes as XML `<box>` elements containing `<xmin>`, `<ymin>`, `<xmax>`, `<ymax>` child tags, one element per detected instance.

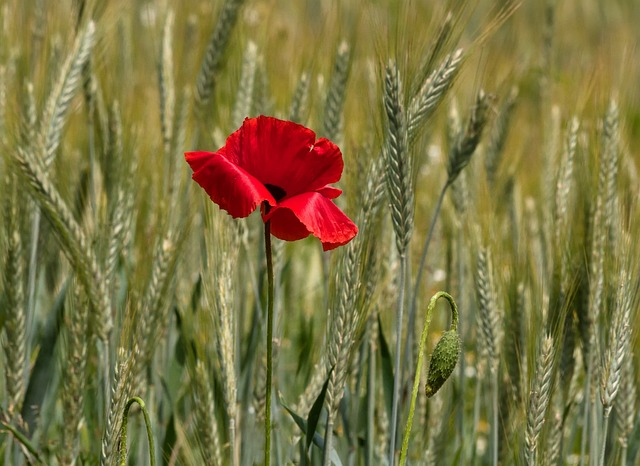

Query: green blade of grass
<box><xmin>280</xmin><ymin>394</ymin><xmax>344</xmax><ymax>466</ymax></box>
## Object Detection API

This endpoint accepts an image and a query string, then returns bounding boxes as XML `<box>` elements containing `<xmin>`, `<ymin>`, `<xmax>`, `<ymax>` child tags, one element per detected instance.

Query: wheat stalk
<box><xmin>541</xmin><ymin>105</ymin><xmax>562</xmax><ymax>274</ymax></box>
<box><xmin>103</xmin><ymin>100</ymin><xmax>124</xmax><ymax>199</ymax></box>
<box><xmin>323</xmin><ymin>241</ymin><xmax>361</xmax><ymax>465</ymax></box>
<box><xmin>407</xmin><ymin>48</ymin><xmax>464</xmax><ymax>143</ymax></box>
<box><xmin>21</xmin><ymin>81</ymin><xmax>37</xmax><ymax>146</ymax></box>
<box><xmin>253</xmin><ymin>58</ymin><xmax>273</xmax><ymax>116</ymax></box>
<box><xmin>100</xmin><ymin>348</ymin><xmax>133</xmax><ymax>466</ymax></box>
<box><xmin>553</xmin><ymin>116</ymin><xmax>579</xmax><ymax>260</ymax></box>
<box><xmin>475</xmin><ymin>245</ymin><xmax>502</xmax><ymax>374</ymax></box>
<box><xmin>232</xmin><ymin>41</ymin><xmax>258</xmax><ymax>129</ymax></box>
<box><xmin>475</xmin><ymin>243</ymin><xmax>503</xmax><ymax>466</ymax></box>
<box><xmin>168</xmin><ymin>86</ymin><xmax>192</xmax><ymax>219</ymax></box>
<box><xmin>0</xmin><ymin>65</ymin><xmax>6</xmax><ymax>138</ymax></box>
<box><xmin>525</xmin><ymin>335</ymin><xmax>555</xmax><ymax>466</ymax></box>
<box><xmin>409</xmin><ymin>11</ymin><xmax>455</xmax><ymax>98</ymax></box>
<box><xmin>40</xmin><ymin>20</ymin><xmax>96</xmax><ymax>167</ymax></box>
<box><xmin>484</xmin><ymin>87</ymin><xmax>518</xmax><ymax>186</ymax></box>
<box><xmin>58</xmin><ymin>281</ymin><xmax>89</xmax><ymax>466</ymax></box>
<box><xmin>579</xmin><ymin>97</ymin><xmax>612</xmax><ymax>464</ymax></box>
<box><xmin>2</xmin><ymin>176</ymin><xmax>26</xmax><ymax>416</ymax></box>
<box><xmin>602</xmin><ymin>99</ymin><xmax>619</xmax><ymax>243</ymax></box>
<box><xmin>159</xmin><ymin>10</ymin><xmax>175</xmax><ymax>158</ymax></box>
<box><xmin>544</xmin><ymin>401</ymin><xmax>563</xmax><ymax>466</ymax></box>
<box><xmin>614</xmin><ymin>356</ymin><xmax>636</xmax><ymax>461</ymax></box>
<box><xmin>447</xmin><ymin>89</ymin><xmax>492</xmax><ymax>184</ymax></box>
<box><xmin>134</xmin><ymin>229</ymin><xmax>180</xmax><ymax>389</ymax></box>
<box><xmin>104</xmin><ymin>185</ymin><xmax>127</xmax><ymax>292</ymax></box>
<box><xmin>253</xmin><ymin>344</ymin><xmax>268</xmax><ymax>423</ymax></box>
<box><xmin>12</xmin><ymin>146</ymin><xmax>112</xmax><ymax>340</ymax></box>
<box><xmin>422</xmin><ymin>395</ymin><xmax>444</xmax><ymax>465</ymax></box>
<box><xmin>503</xmin><ymin>280</ymin><xmax>526</xmax><ymax>417</ymax></box>
<box><xmin>598</xmin><ymin>241</ymin><xmax>634</xmax><ymax>465</ymax></box>
<box><xmin>600</xmin><ymin>266</ymin><xmax>633</xmax><ymax>415</ymax></box>
<box><xmin>323</xmin><ymin>40</ymin><xmax>350</xmax><ymax>145</ymax></box>
<box><xmin>288</xmin><ymin>71</ymin><xmax>310</xmax><ymax>124</ymax></box>
<box><xmin>196</xmin><ymin>0</ymin><xmax>245</xmax><ymax>111</ymax></box>
<box><xmin>204</xmin><ymin>208</ymin><xmax>239</xmax><ymax>464</ymax></box>
<box><xmin>193</xmin><ymin>360</ymin><xmax>223</xmax><ymax>466</ymax></box>
<box><xmin>103</xmin><ymin>102</ymin><xmax>130</xmax><ymax>298</ymax></box>
<box><xmin>328</xmin><ymin>247</ymin><xmax>360</xmax><ymax>389</ymax></box>
<box><xmin>382</xmin><ymin>60</ymin><xmax>415</xmax><ymax>464</ymax></box>
<box><xmin>383</xmin><ymin>60</ymin><xmax>413</xmax><ymax>255</ymax></box>
<box><xmin>448</xmin><ymin>102</ymin><xmax>470</xmax><ymax>215</ymax></box>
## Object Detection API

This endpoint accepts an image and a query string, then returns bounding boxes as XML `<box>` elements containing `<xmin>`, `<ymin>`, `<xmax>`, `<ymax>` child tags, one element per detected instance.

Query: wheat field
<box><xmin>0</xmin><ymin>0</ymin><xmax>639</xmax><ymax>465</ymax></box>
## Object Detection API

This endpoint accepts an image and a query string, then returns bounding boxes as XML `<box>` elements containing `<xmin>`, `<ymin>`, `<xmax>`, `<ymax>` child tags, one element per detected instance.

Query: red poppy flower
<box><xmin>186</xmin><ymin>116</ymin><xmax>358</xmax><ymax>251</ymax></box>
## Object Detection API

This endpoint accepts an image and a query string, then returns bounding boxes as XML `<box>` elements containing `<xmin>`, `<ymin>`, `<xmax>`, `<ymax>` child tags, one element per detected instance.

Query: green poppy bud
<box><xmin>425</xmin><ymin>329</ymin><xmax>461</xmax><ymax>398</ymax></box>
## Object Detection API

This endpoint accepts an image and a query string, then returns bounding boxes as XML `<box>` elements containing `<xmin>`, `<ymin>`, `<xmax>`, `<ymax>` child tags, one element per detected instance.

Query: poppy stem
<box><xmin>118</xmin><ymin>397</ymin><xmax>156</xmax><ymax>466</ymax></box>
<box><xmin>264</xmin><ymin>216</ymin><xmax>274</xmax><ymax>466</ymax></box>
<box><xmin>399</xmin><ymin>292</ymin><xmax>458</xmax><ymax>465</ymax></box>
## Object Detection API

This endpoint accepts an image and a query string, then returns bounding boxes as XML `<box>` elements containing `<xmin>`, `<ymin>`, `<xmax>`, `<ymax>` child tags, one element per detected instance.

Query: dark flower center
<box><xmin>265</xmin><ymin>183</ymin><xmax>287</xmax><ymax>202</ymax></box>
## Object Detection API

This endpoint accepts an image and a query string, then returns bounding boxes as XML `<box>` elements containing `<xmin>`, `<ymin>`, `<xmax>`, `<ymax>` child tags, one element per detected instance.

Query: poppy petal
<box><xmin>265</xmin><ymin>192</ymin><xmax>358</xmax><ymax>251</ymax></box>
<box><xmin>186</xmin><ymin>151</ymin><xmax>275</xmax><ymax>218</ymax></box>
<box><xmin>316</xmin><ymin>185</ymin><xmax>342</xmax><ymax>199</ymax></box>
<box><xmin>230</xmin><ymin>116</ymin><xmax>344</xmax><ymax>197</ymax></box>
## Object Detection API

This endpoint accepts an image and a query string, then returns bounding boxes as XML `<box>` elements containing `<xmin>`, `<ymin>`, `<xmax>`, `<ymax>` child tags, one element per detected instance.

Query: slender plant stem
<box><xmin>471</xmin><ymin>367</ymin><xmax>483</xmax><ymax>463</ymax></box>
<box><xmin>399</xmin><ymin>292</ymin><xmax>458</xmax><ymax>465</ymax></box>
<box><xmin>599</xmin><ymin>409</ymin><xmax>611</xmax><ymax>466</ymax></box>
<box><xmin>264</xmin><ymin>214</ymin><xmax>274</xmax><ymax>466</ymax></box>
<box><xmin>580</xmin><ymin>355</ymin><xmax>593</xmax><ymax>466</ymax></box>
<box><xmin>491</xmin><ymin>368</ymin><xmax>498</xmax><ymax>466</ymax></box>
<box><xmin>0</xmin><ymin>418</ymin><xmax>45</xmax><ymax>464</ymax></box>
<box><xmin>366</xmin><ymin>327</ymin><xmax>376</xmax><ymax>466</ymax></box>
<box><xmin>323</xmin><ymin>415</ymin><xmax>335</xmax><ymax>466</ymax></box>
<box><xmin>118</xmin><ymin>397</ymin><xmax>156</xmax><ymax>466</ymax></box>
<box><xmin>230</xmin><ymin>418</ymin><xmax>236</xmax><ymax>466</ymax></box>
<box><xmin>590</xmin><ymin>395</ymin><xmax>599</xmax><ymax>466</ymax></box>
<box><xmin>389</xmin><ymin>253</ymin><xmax>407</xmax><ymax>465</ymax></box>
<box><xmin>25</xmin><ymin>209</ymin><xmax>40</xmax><ymax>365</ymax></box>
<box><xmin>404</xmin><ymin>181</ymin><xmax>449</xmax><ymax>372</ymax></box>
<box><xmin>87</xmin><ymin>80</ymin><xmax>97</xmax><ymax>219</ymax></box>
<box><xmin>455</xmin><ymin>230</ymin><xmax>466</xmax><ymax>455</ymax></box>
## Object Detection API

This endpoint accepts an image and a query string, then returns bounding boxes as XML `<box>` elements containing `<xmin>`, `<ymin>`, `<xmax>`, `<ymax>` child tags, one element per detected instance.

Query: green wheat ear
<box><xmin>425</xmin><ymin>329</ymin><xmax>461</xmax><ymax>398</ymax></box>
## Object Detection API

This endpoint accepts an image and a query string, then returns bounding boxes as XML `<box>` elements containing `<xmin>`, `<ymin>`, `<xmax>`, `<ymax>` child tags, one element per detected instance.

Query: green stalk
<box><xmin>0</xmin><ymin>418</ymin><xmax>45</xmax><ymax>464</ymax></box>
<box><xmin>471</xmin><ymin>368</ymin><xmax>483</xmax><ymax>462</ymax></box>
<box><xmin>264</xmin><ymin>214</ymin><xmax>274</xmax><ymax>466</ymax></box>
<box><xmin>455</xmin><ymin>230</ymin><xmax>466</xmax><ymax>455</ymax></box>
<box><xmin>86</xmin><ymin>73</ymin><xmax>97</xmax><ymax>219</ymax></box>
<box><xmin>580</xmin><ymin>355</ymin><xmax>593</xmax><ymax>466</ymax></box>
<box><xmin>25</xmin><ymin>210</ymin><xmax>40</xmax><ymax>363</ymax></box>
<box><xmin>389</xmin><ymin>253</ymin><xmax>407</xmax><ymax>465</ymax></box>
<box><xmin>322</xmin><ymin>409</ymin><xmax>336</xmax><ymax>466</ymax></box>
<box><xmin>408</xmin><ymin>182</ymin><xmax>449</xmax><ymax>333</ymax></box>
<box><xmin>399</xmin><ymin>292</ymin><xmax>459</xmax><ymax>465</ymax></box>
<box><xmin>366</xmin><ymin>323</ymin><xmax>376</xmax><ymax>466</ymax></box>
<box><xmin>491</xmin><ymin>368</ymin><xmax>498</xmax><ymax>466</ymax></box>
<box><xmin>599</xmin><ymin>408</ymin><xmax>611</xmax><ymax>466</ymax></box>
<box><xmin>118</xmin><ymin>397</ymin><xmax>156</xmax><ymax>466</ymax></box>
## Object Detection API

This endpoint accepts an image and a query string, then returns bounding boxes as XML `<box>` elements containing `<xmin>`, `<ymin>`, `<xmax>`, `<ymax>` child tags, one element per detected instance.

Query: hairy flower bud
<box><xmin>425</xmin><ymin>329</ymin><xmax>461</xmax><ymax>398</ymax></box>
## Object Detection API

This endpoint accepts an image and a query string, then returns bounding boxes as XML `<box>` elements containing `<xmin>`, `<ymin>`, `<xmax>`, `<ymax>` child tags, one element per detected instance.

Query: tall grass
<box><xmin>0</xmin><ymin>1</ymin><xmax>639</xmax><ymax>465</ymax></box>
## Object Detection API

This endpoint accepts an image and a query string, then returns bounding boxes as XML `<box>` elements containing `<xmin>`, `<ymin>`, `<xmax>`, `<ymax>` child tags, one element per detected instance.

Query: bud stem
<box><xmin>399</xmin><ymin>291</ymin><xmax>459</xmax><ymax>465</ymax></box>
<box><xmin>118</xmin><ymin>397</ymin><xmax>156</xmax><ymax>466</ymax></box>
